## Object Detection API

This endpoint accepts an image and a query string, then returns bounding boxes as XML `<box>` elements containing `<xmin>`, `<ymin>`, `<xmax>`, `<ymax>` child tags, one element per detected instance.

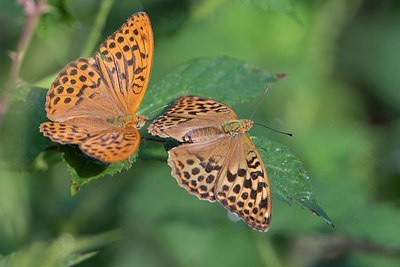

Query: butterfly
<box><xmin>148</xmin><ymin>96</ymin><xmax>272</xmax><ymax>232</ymax></box>
<box><xmin>40</xmin><ymin>12</ymin><xmax>153</xmax><ymax>163</ymax></box>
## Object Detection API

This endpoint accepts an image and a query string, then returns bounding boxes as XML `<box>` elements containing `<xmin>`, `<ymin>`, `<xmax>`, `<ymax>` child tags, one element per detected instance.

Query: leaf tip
<box><xmin>310</xmin><ymin>208</ymin><xmax>334</xmax><ymax>228</ymax></box>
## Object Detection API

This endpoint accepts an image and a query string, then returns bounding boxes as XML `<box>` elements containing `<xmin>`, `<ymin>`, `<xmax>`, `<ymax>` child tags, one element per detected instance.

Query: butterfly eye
<box><xmin>135</xmin><ymin>115</ymin><xmax>148</xmax><ymax>129</ymax></box>
<box><xmin>182</xmin><ymin>134</ymin><xmax>193</xmax><ymax>143</ymax></box>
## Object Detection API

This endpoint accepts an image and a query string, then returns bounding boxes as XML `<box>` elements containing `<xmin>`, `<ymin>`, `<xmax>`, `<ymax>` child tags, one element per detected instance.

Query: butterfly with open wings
<box><xmin>40</xmin><ymin>12</ymin><xmax>153</xmax><ymax>163</ymax></box>
<box><xmin>149</xmin><ymin>95</ymin><xmax>272</xmax><ymax>232</ymax></box>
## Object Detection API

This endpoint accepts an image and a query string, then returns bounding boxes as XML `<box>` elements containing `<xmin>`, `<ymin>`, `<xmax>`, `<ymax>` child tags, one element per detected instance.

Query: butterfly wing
<box><xmin>45</xmin><ymin>57</ymin><xmax>124</xmax><ymax>122</ymax></box>
<box><xmin>167</xmin><ymin>137</ymin><xmax>231</xmax><ymax>201</ymax></box>
<box><xmin>215</xmin><ymin>134</ymin><xmax>272</xmax><ymax>232</ymax></box>
<box><xmin>98</xmin><ymin>12</ymin><xmax>153</xmax><ymax>114</ymax></box>
<box><xmin>42</xmin><ymin>12</ymin><xmax>153</xmax><ymax>162</ymax></box>
<box><xmin>149</xmin><ymin>95</ymin><xmax>237</xmax><ymax>141</ymax></box>
<box><xmin>40</xmin><ymin>121</ymin><xmax>93</xmax><ymax>144</ymax></box>
<box><xmin>45</xmin><ymin>12</ymin><xmax>153</xmax><ymax>122</ymax></box>
<box><xmin>79</xmin><ymin>127</ymin><xmax>140</xmax><ymax>163</ymax></box>
<box><xmin>40</xmin><ymin>119</ymin><xmax>140</xmax><ymax>163</ymax></box>
<box><xmin>167</xmin><ymin>134</ymin><xmax>271</xmax><ymax>232</ymax></box>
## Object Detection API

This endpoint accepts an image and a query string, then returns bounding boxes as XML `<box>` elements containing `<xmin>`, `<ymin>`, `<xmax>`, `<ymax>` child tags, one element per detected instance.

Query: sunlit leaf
<box><xmin>139</xmin><ymin>56</ymin><xmax>277</xmax><ymax>116</ymax></box>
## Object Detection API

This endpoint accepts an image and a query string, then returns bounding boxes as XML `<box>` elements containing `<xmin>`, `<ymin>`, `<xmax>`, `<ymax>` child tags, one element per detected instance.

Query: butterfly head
<box><xmin>238</xmin><ymin>119</ymin><xmax>254</xmax><ymax>133</ymax></box>
<box><xmin>134</xmin><ymin>114</ymin><xmax>148</xmax><ymax>129</ymax></box>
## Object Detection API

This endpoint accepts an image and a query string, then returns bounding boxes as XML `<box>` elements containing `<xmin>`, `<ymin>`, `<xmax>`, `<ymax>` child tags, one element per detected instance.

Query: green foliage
<box><xmin>0</xmin><ymin>231</ymin><xmax>120</xmax><ymax>267</ymax></box>
<box><xmin>1</xmin><ymin>0</ymin><xmax>400</xmax><ymax>266</ymax></box>
<box><xmin>62</xmin><ymin>146</ymin><xmax>137</xmax><ymax>195</ymax></box>
<box><xmin>140</xmin><ymin>56</ymin><xmax>277</xmax><ymax>115</ymax></box>
<box><xmin>0</xmin><ymin>55</ymin><xmax>331</xmax><ymax>225</ymax></box>
<box><xmin>0</xmin><ymin>87</ymin><xmax>50</xmax><ymax>169</ymax></box>
<box><xmin>253</xmin><ymin>136</ymin><xmax>333</xmax><ymax>226</ymax></box>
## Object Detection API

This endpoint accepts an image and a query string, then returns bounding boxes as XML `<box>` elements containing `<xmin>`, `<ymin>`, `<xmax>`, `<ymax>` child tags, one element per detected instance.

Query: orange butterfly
<box><xmin>40</xmin><ymin>12</ymin><xmax>153</xmax><ymax>163</ymax></box>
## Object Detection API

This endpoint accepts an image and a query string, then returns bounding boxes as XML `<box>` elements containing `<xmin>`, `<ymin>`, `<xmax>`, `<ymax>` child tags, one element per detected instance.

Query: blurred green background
<box><xmin>1</xmin><ymin>0</ymin><xmax>400</xmax><ymax>266</ymax></box>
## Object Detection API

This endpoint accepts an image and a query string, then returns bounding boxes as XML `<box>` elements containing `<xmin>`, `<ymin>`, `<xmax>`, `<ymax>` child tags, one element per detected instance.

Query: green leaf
<box><xmin>0</xmin><ymin>230</ymin><xmax>121</xmax><ymax>267</ymax></box>
<box><xmin>139</xmin><ymin>56</ymin><xmax>277</xmax><ymax>116</ymax></box>
<box><xmin>138</xmin><ymin>139</ymin><xmax>168</xmax><ymax>162</ymax></box>
<box><xmin>252</xmin><ymin>136</ymin><xmax>333</xmax><ymax>226</ymax></box>
<box><xmin>0</xmin><ymin>86</ymin><xmax>50</xmax><ymax>170</ymax></box>
<box><xmin>65</xmin><ymin>147</ymin><xmax>138</xmax><ymax>195</ymax></box>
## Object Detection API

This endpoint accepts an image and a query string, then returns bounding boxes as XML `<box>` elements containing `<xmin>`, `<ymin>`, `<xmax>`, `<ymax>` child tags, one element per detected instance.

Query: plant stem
<box><xmin>1</xmin><ymin>0</ymin><xmax>48</xmax><ymax>124</ymax></box>
<box><xmin>6</xmin><ymin>0</ymin><xmax>48</xmax><ymax>89</ymax></box>
<box><xmin>81</xmin><ymin>0</ymin><xmax>115</xmax><ymax>57</ymax></box>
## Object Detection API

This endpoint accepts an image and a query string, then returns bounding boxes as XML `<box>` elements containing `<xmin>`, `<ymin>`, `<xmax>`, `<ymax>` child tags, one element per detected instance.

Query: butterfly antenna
<box><xmin>250</xmin><ymin>84</ymin><xmax>271</xmax><ymax>120</ymax></box>
<box><xmin>146</xmin><ymin>104</ymin><xmax>169</xmax><ymax>117</ymax></box>
<box><xmin>144</xmin><ymin>104</ymin><xmax>170</xmax><ymax>123</ymax></box>
<box><xmin>254</xmin><ymin>122</ymin><xmax>293</xmax><ymax>137</ymax></box>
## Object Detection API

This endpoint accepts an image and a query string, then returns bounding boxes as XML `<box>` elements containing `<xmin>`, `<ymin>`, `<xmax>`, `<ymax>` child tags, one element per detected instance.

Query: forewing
<box><xmin>98</xmin><ymin>12</ymin><xmax>153</xmax><ymax>114</ymax></box>
<box><xmin>215</xmin><ymin>134</ymin><xmax>272</xmax><ymax>232</ymax></box>
<box><xmin>149</xmin><ymin>95</ymin><xmax>237</xmax><ymax>141</ymax></box>
<box><xmin>45</xmin><ymin>57</ymin><xmax>123</xmax><ymax>122</ymax></box>
<box><xmin>46</xmin><ymin>12</ymin><xmax>153</xmax><ymax>121</ymax></box>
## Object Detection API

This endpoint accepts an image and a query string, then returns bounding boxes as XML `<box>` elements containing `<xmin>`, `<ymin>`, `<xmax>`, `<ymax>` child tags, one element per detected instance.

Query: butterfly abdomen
<box><xmin>182</xmin><ymin>126</ymin><xmax>224</xmax><ymax>143</ymax></box>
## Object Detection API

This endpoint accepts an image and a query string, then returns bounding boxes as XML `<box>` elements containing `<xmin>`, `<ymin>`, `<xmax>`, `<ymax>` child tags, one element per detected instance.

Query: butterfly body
<box><xmin>149</xmin><ymin>96</ymin><xmax>272</xmax><ymax>232</ymax></box>
<box><xmin>114</xmin><ymin>114</ymin><xmax>147</xmax><ymax>129</ymax></box>
<box><xmin>182</xmin><ymin>119</ymin><xmax>254</xmax><ymax>143</ymax></box>
<box><xmin>40</xmin><ymin>12</ymin><xmax>153</xmax><ymax>163</ymax></box>
<box><xmin>182</xmin><ymin>126</ymin><xmax>224</xmax><ymax>143</ymax></box>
